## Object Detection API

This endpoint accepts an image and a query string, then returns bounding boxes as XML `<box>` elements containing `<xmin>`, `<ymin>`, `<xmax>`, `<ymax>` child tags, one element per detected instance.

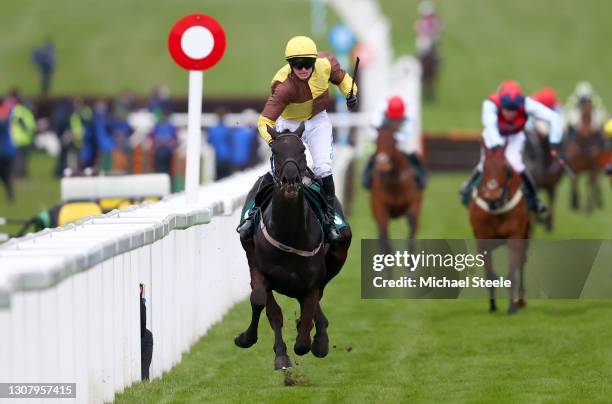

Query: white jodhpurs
<box><xmin>477</xmin><ymin>131</ymin><xmax>526</xmax><ymax>173</ymax></box>
<box><xmin>275</xmin><ymin>110</ymin><xmax>333</xmax><ymax>178</ymax></box>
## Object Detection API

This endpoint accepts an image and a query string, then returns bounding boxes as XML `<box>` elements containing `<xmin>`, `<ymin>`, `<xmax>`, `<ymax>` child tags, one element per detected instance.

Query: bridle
<box><xmin>473</xmin><ymin>163</ymin><xmax>523</xmax><ymax>215</ymax></box>
<box><xmin>269</xmin><ymin>133</ymin><xmax>305</xmax><ymax>186</ymax></box>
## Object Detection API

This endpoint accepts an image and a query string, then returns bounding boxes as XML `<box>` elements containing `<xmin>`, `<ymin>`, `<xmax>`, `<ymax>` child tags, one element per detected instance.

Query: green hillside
<box><xmin>2</xmin><ymin>1</ymin><xmax>610</xmax><ymax>130</ymax></box>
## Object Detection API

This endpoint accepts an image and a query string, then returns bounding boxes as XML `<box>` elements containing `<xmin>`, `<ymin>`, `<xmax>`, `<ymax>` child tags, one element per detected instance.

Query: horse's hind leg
<box><xmin>311</xmin><ymin>302</ymin><xmax>329</xmax><ymax>358</ymax></box>
<box><xmin>570</xmin><ymin>177</ymin><xmax>579</xmax><ymax>211</ymax></box>
<box><xmin>265</xmin><ymin>291</ymin><xmax>291</xmax><ymax>370</ymax></box>
<box><xmin>234</xmin><ymin>270</ymin><xmax>267</xmax><ymax>348</ymax></box>
<box><xmin>294</xmin><ymin>290</ymin><xmax>319</xmax><ymax>356</ymax></box>
<box><xmin>545</xmin><ymin>187</ymin><xmax>555</xmax><ymax>232</ymax></box>
<box><xmin>406</xmin><ymin>202</ymin><xmax>421</xmax><ymax>253</ymax></box>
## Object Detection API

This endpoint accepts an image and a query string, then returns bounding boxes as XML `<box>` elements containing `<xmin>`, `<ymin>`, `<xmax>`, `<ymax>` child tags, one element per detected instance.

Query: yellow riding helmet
<box><xmin>285</xmin><ymin>36</ymin><xmax>318</xmax><ymax>60</ymax></box>
<box><xmin>604</xmin><ymin>118</ymin><xmax>612</xmax><ymax>137</ymax></box>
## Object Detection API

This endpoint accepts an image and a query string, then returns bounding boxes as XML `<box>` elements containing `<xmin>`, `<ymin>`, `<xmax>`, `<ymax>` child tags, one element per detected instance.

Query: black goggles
<box><xmin>288</xmin><ymin>57</ymin><xmax>315</xmax><ymax>70</ymax></box>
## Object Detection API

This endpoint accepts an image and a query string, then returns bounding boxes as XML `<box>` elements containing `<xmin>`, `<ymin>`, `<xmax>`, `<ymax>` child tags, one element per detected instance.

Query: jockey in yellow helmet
<box><xmin>237</xmin><ymin>35</ymin><xmax>358</xmax><ymax>242</ymax></box>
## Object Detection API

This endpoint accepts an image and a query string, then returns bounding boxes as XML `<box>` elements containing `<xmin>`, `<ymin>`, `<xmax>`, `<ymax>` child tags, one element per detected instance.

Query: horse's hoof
<box><xmin>274</xmin><ymin>355</ymin><xmax>292</xmax><ymax>370</ymax></box>
<box><xmin>507</xmin><ymin>303</ymin><xmax>518</xmax><ymax>315</ymax></box>
<box><xmin>517</xmin><ymin>299</ymin><xmax>527</xmax><ymax>308</ymax></box>
<box><xmin>294</xmin><ymin>340</ymin><xmax>311</xmax><ymax>356</ymax></box>
<box><xmin>234</xmin><ymin>332</ymin><xmax>257</xmax><ymax>348</ymax></box>
<box><xmin>311</xmin><ymin>333</ymin><xmax>329</xmax><ymax>358</ymax></box>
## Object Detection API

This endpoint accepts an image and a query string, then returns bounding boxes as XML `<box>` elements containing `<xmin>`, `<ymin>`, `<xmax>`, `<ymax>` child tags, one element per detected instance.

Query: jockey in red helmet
<box><xmin>362</xmin><ymin>95</ymin><xmax>427</xmax><ymax>190</ymax></box>
<box><xmin>460</xmin><ymin>80</ymin><xmax>563</xmax><ymax>216</ymax></box>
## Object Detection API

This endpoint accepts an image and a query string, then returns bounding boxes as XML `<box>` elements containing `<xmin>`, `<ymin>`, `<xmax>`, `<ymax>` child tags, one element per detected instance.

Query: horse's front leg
<box><xmin>294</xmin><ymin>289</ymin><xmax>319</xmax><ymax>356</ymax></box>
<box><xmin>234</xmin><ymin>269</ymin><xmax>267</xmax><ymax>348</ymax></box>
<box><xmin>265</xmin><ymin>290</ymin><xmax>291</xmax><ymax>370</ymax></box>
<box><xmin>311</xmin><ymin>301</ymin><xmax>329</xmax><ymax>358</ymax></box>
<box><xmin>506</xmin><ymin>239</ymin><xmax>526</xmax><ymax>315</ymax></box>
<box><xmin>478</xmin><ymin>239</ymin><xmax>497</xmax><ymax>313</ymax></box>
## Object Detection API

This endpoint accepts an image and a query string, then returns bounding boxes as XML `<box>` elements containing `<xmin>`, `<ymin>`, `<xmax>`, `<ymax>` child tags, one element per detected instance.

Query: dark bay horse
<box><xmin>235</xmin><ymin>124</ymin><xmax>352</xmax><ymax>370</ymax></box>
<box><xmin>525</xmin><ymin>121</ymin><xmax>563</xmax><ymax>231</ymax></box>
<box><xmin>370</xmin><ymin>123</ymin><xmax>422</xmax><ymax>253</ymax></box>
<box><xmin>469</xmin><ymin>148</ymin><xmax>531</xmax><ymax>314</ymax></box>
<box><xmin>565</xmin><ymin>102</ymin><xmax>605</xmax><ymax>212</ymax></box>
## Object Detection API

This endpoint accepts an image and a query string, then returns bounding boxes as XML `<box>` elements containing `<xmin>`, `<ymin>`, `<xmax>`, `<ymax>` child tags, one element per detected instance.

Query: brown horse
<box><xmin>469</xmin><ymin>148</ymin><xmax>531</xmax><ymax>314</ymax></box>
<box><xmin>525</xmin><ymin>121</ymin><xmax>564</xmax><ymax>231</ymax></box>
<box><xmin>235</xmin><ymin>125</ymin><xmax>352</xmax><ymax>370</ymax></box>
<box><xmin>565</xmin><ymin>102</ymin><xmax>605</xmax><ymax>212</ymax></box>
<box><xmin>370</xmin><ymin>123</ymin><xmax>422</xmax><ymax>254</ymax></box>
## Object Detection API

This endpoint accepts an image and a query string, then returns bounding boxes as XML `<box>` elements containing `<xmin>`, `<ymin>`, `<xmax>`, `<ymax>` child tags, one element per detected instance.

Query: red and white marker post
<box><xmin>168</xmin><ymin>14</ymin><xmax>226</xmax><ymax>203</ymax></box>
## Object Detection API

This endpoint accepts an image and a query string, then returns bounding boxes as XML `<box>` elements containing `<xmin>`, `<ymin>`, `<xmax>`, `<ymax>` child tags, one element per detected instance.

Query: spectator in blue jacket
<box><xmin>230</xmin><ymin>109</ymin><xmax>259</xmax><ymax>170</ymax></box>
<box><xmin>150</xmin><ymin>109</ymin><xmax>177</xmax><ymax>177</ymax></box>
<box><xmin>207</xmin><ymin>107</ymin><xmax>233</xmax><ymax>179</ymax></box>
<box><xmin>0</xmin><ymin>98</ymin><xmax>16</xmax><ymax>202</ymax></box>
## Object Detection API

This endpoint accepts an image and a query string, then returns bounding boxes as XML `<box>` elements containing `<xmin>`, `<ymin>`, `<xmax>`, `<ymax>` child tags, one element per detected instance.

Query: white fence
<box><xmin>0</xmin><ymin>154</ymin><xmax>354</xmax><ymax>403</ymax></box>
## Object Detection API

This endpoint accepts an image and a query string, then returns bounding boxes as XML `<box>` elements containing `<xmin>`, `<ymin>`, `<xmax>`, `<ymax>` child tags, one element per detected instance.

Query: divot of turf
<box><xmin>282</xmin><ymin>368</ymin><xmax>309</xmax><ymax>387</ymax></box>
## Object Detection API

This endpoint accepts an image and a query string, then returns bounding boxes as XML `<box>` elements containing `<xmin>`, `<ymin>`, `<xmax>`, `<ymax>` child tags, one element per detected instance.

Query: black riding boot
<box><xmin>459</xmin><ymin>169</ymin><xmax>482</xmax><ymax>206</ymax></box>
<box><xmin>322</xmin><ymin>175</ymin><xmax>341</xmax><ymax>242</ymax></box>
<box><xmin>236</xmin><ymin>172</ymin><xmax>274</xmax><ymax>240</ymax></box>
<box><xmin>520</xmin><ymin>171</ymin><xmax>548</xmax><ymax>217</ymax></box>
<box><xmin>406</xmin><ymin>153</ymin><xmax>428</xmax><ymax>190</ymax></box>
<box><xmin>362</xmin><ymin>155</ymin><xmax>375</xmax><ymax>190</ymax></box>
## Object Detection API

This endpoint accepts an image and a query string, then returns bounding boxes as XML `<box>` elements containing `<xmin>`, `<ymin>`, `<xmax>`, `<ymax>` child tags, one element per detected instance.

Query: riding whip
<box><xmin>349</xmin><ymin>57</ymin><xmax>360</xmax><ymax>99</ymax></box>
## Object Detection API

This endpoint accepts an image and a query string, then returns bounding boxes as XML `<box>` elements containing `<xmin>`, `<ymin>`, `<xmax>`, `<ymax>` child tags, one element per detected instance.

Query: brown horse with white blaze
<box><xmin>469</xmin><ymin>147</ymin><xmax>531</xmax><ymax>314</ymax></box>
<box><xmin>370</xmin><ymin>122</ymin><xmax>422</xmax><ymax>253</ymax></box>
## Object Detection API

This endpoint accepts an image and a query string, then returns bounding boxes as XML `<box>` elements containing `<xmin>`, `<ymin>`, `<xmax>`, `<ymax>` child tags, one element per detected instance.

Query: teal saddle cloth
<box><xmin>240</xmin><ymin>179</ymin><xmax>349</xmax><ymax>235</ymax></box>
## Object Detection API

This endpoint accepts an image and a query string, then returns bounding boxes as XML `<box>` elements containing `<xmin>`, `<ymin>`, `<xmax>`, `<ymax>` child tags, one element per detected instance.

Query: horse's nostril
<box><xmin>293</xmin><ymin>175</ymin><xmax>300</xmax><ymax>184</ymax></box>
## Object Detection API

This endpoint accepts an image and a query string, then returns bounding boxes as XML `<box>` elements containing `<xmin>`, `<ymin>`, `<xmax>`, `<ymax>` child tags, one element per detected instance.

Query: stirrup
<box><xmin>459</xmin><ymin>183</ymin><xmax>472</xmax><ymax>206</ymax></box>
<box><xmin>236</xmin><ymin>217</ymin><xmax>255</xmax><ymax>240</ymax></box>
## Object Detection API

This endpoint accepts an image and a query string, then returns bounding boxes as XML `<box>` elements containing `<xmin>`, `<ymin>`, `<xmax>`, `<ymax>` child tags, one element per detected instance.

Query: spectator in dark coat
<box><xmin>0</xmin><ymin>98</ymin><xmax>16</xmax><ymax>203</ymax></box>
<box><xmin>150</xmin><ymin>110</ymin><xmax>177</xmax><ymax>177</ymax></box>
<box><xmin>31</xmin><ymin>39</ymin><xmax>55</xmax><ymax>96</ymax></box>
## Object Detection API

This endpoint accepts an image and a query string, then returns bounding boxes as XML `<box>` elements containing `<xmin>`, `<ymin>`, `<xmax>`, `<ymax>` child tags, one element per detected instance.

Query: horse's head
<box><xmin>374</xmin><ymin>122</ymin><xmax>402</xmax><ymax>175</ymax></box>
<box><xmin>479</xmin><ymin>147</ymin><xmax>517</xmax><ymax>210</ymax></box>
<box><xmin>268</xmin><ymin>123</ymin><xmax>307</xmax><ymax>200</ymax></box>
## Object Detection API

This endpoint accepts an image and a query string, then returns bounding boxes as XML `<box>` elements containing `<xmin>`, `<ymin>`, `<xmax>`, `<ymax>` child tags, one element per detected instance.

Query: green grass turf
<box><xmin>3</xmin><ymin>1</ymin><xmax>610</xmax><ymax>131</ymax></box>
<box><xmin>114</xmin><ymin>164</ymin><xmax>612</xmax><ymax>403</ymax></box>
<box><xmin>379</xmin><ymin>0</ymin><xmax>612</xmax><ymax>131</ymax></box>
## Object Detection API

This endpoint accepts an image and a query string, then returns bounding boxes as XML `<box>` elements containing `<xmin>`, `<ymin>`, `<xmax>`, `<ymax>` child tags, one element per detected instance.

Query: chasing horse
<box><xmin>524</xmin><ymin>88</ymin><xmax>564</xmax><ymax>231</ymax></box>
<box><xmin>469</xmin><ymin>147</ymin><xmax>531</xmax><ymax>314</ymax></box>
<box><xmin>234</xmin><ymin>35</ymin><xmax>355</xmax><ymax>369</ymax></box>
<box><xmin>363</xmin><ymin>96</ymin><xmax>425</xmax><ymax>253</ymax></box>
<box><xmin>564</xmin><ymin>82</ymin><xmax>606</xmax><ymax>212</ymax></box>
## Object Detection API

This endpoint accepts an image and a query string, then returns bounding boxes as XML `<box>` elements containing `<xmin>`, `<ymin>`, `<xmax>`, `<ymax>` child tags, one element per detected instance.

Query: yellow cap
<box><xmin>285</xmin><ymin>36</ymin><xmax>317</xmax><ymax>60</ymax></box>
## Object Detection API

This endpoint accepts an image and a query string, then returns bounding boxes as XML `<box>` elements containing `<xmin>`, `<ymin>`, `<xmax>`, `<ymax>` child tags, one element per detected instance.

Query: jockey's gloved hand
<box><xmin>346</xmin><ymin>94</ymin><xmax>358</xmax><ymax>111</ymax></box>
<box><xmin>550</xmin><ymin>142</ymin><xmax>563</xmax><ymax>161</ymax></box>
